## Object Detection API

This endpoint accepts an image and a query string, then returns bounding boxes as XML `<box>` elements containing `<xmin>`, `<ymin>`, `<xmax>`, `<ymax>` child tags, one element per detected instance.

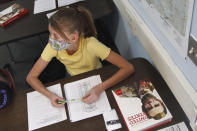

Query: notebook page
<box><xmin>27</xmin><ymin>84</ymin><xmax>67</xmax><ymax>131</ymax></box>
<box><xmin>64</xmin><ymin>75</ymin><xmax>111</xmax><ymax>122</ymax></box>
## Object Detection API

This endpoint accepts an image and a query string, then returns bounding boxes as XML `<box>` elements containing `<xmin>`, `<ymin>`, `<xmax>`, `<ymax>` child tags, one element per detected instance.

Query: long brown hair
<box><xmin>48</xmin><ymin>6</ymin><xmax>97</xmax><ymax>40</ymax></box>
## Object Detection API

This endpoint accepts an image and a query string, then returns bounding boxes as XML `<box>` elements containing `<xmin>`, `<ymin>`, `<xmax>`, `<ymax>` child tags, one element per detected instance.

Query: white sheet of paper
<box><xmin>103</xmin><ymin>109</ymin><xmax>122</xmax><ymax>131</ymax></box>
<box><xmin>158</xmin><ymin>122</ymin><xmax>189</xmax><ymax>131</ymax></box>
<box><xmin>27</xmin><ymin>84</ymin><xmax>67</xmax><ymax>131</ymax></box>
<box><xmin>57</xmin><ymin>0</ymin><xmax>84</xmax><ymax>7</ymax></box>
<box><xmin>33</xmin><ymin>0</ymin><xmax>56</xmax><ymax>14</ymax></box>
<box><xmin>46</xmin><ymin>10</ymin><xmax>57</xmax><ymax>18</ymax></box>
<box><xmin>0</xmin><ymin>6</ymin><xmax>12</xmax><ymax>16</ymax></box>
<box><xmin>64</xmin><ymin>75</ymin><xmax>111</xmax><ymax>122</ymax></box>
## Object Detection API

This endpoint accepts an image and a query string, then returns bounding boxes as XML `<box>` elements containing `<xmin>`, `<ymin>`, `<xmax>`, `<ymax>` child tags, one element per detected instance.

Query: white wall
<box><xmin>105</xmin><ymin>5</ymin><xmax>152</xmax><ymax>62</ymax></box>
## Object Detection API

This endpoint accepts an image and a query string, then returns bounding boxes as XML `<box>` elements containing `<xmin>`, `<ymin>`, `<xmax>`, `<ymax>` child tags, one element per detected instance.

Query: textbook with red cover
<box><xmin>0</xmin><ymin>3</ymin><xmax>28</xmax><ymax>27</ymax></box>
<box><xmin>112</xmin><ymin>80</ymin><xmax>172</xmax><ymax>131</ymax></box>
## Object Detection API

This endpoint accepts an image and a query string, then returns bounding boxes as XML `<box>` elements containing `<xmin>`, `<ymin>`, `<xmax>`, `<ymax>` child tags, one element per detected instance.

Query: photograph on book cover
<box><xmin>112</xmin><ymin>79</ymin><xmax>172</xmax><ymax>131</ymax></box>
<box><xmin>0</xmin><ymin>4</ymin><xmax>25</xmax><ymax>24</ymax></box>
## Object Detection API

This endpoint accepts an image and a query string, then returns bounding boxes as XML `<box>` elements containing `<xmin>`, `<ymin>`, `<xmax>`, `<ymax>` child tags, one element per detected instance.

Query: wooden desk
<box><xmin>0</xmin><ymin>0</ymin><xmax>114</xmax><ymax>45</ymax></box>
<box><xmin>0</xmin><ymin>58</ymin><xmax>191</xmax><ymax>131</ymax></box>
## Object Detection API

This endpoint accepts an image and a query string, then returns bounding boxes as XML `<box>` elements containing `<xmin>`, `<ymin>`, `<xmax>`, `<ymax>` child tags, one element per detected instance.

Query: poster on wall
<box><xmin>129</xmin><ymin>0</ymin><xmax>194</xmax><ymax>60</ymax></box>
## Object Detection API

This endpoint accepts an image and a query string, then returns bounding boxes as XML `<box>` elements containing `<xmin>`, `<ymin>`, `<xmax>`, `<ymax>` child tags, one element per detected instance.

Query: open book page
<box><xmin>27</xmin><ymin>84</ymin><xmax>67</xmax><ymax>131</ymax></box>
<box><xmin>33</xmin><ymin>0</ymin><xmax>56</xmax><ymax>14</ymax></box>
<box><xmin>57</xmin><ymin>0</ymin><xmax>84</xmax><ymax>7</ymax></box>
<box><xmin>64</xmin><ymin>75</ymin><xmax>111</xmax><ymax>122</ymax></box>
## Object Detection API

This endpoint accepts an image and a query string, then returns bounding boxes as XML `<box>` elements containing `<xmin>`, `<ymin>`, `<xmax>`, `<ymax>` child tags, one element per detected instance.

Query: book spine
<box><xmin>0</xmin><ymin>8</ymin><xmax>29</xmax><ymax>27</ymax></box>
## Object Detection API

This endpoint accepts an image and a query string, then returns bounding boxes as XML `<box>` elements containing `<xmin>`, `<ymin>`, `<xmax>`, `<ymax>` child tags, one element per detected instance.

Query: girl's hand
<box><xmin>82</xmin><ymin>85</ymin><xmax>104</xmax><ymax>104</ymax></box>
<box><xmin>48</xmin><ymin>93</ymin><xmax>65</xmax><ymax>107</ymax></box>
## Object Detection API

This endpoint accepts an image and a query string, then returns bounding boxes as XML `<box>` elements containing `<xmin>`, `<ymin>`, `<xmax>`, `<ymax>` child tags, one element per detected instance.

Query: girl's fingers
<box><xmin>82</xmin><ymin>94</ymin><xmax>93</xmax><ymax>104</ymax></box>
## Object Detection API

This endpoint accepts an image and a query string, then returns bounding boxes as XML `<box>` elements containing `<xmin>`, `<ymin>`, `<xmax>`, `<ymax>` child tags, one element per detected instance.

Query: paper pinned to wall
<box><xmin>128</xmin><ymin>0</ymin><xmax>194</xmax><ymax>59</ymax></box>
<box><xmin>27</xmin><ymin>84</ymin><xmax>67</xmax><ymax>131</ymax></box>
<box><xmin>57</xmin><ymin>0</ymin><xmax>84</xmax><ymax>7</ymax></box>
<box><xmin>64</xmin><ymin>75</ymin><xmax>111</xmax><ymax>122</ymax></box>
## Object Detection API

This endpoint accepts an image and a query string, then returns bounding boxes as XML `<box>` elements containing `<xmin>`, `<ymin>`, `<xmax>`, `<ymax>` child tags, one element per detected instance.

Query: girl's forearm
<box><xmin>26</xmin><ymin>76</ymin><xmax>52</xmax><ymax>98</ymax></box>
<box><xmin>100</xmin><ymin>65</ymin><xmax>134</xmax><ymax>91</ymax></box>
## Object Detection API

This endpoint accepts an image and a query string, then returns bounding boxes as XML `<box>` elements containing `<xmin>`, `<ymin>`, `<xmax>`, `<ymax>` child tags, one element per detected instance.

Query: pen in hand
<box><xmin>58</xmin><ymin>98</ymin><xmax>81</xmax><ymax>104</ymax></box>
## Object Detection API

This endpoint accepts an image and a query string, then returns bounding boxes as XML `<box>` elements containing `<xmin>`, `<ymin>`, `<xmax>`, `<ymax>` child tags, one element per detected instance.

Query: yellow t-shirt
<box><xmin>41</xmin><ymin>36</ymin><xmax>111</xmax><ymax>76</ymax></box>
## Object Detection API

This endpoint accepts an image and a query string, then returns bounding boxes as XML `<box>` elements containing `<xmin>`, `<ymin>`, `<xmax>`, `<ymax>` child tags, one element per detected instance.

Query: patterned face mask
<box><xmin>49</xmin><ymin>38</ymin><xmax>72</xmax><ymax>51</ymax></box>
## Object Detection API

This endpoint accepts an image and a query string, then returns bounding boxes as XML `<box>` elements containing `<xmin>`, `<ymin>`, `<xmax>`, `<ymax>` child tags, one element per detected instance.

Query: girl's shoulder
<box><xmin>83</xmin><ymin>36</ymin><xmax>110</xmax><ymax>53</ymax></box>
<box><xmin>83</xmin><ymin>36</ymin><xmax>101</xmax><ymax>47</ymax></box>
<box><xmin>43</xmin><ymin>43</ymin><xmax>57</xmax><ymax>53</ymax></box>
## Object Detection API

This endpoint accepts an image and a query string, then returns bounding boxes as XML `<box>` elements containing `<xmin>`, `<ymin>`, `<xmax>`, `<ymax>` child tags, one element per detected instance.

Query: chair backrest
<box><xmin>39</xmin><ymin>58</ymin><xmax>66</xmax><ymax>84</ymax></box>
<box><xmin>0</xmin><ymin>69</ymin><xmax>15</xmax><ymax>91</ymax></box>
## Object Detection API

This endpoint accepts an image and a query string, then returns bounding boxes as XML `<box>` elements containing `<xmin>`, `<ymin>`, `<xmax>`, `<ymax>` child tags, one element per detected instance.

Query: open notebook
<box><xmin>64</xmin><ymin>75</ymin><xmax>111</xmax><ymax>122</ymax></box>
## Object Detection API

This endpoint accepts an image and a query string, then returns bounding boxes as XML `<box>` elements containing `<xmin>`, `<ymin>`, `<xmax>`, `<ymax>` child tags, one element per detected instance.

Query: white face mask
<box><xmin>49</xmin><ymin>38</ymin><xmax>72</xmax><ymax>51</ymax></box>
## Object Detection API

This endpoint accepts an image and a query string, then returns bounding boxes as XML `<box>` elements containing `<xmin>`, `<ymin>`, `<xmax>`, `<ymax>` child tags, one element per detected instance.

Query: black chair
<box><xmin>38</xmin><ymin>58</ymin><xmax>66</xmax><ymax>84</ymax></box>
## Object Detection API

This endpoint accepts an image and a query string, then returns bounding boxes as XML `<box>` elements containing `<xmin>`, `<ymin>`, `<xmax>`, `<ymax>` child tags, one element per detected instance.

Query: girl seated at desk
<box><xmin>26</xmin><ymin>6</ymin><xmax>134</xmax><ymax>107</ymax></box>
